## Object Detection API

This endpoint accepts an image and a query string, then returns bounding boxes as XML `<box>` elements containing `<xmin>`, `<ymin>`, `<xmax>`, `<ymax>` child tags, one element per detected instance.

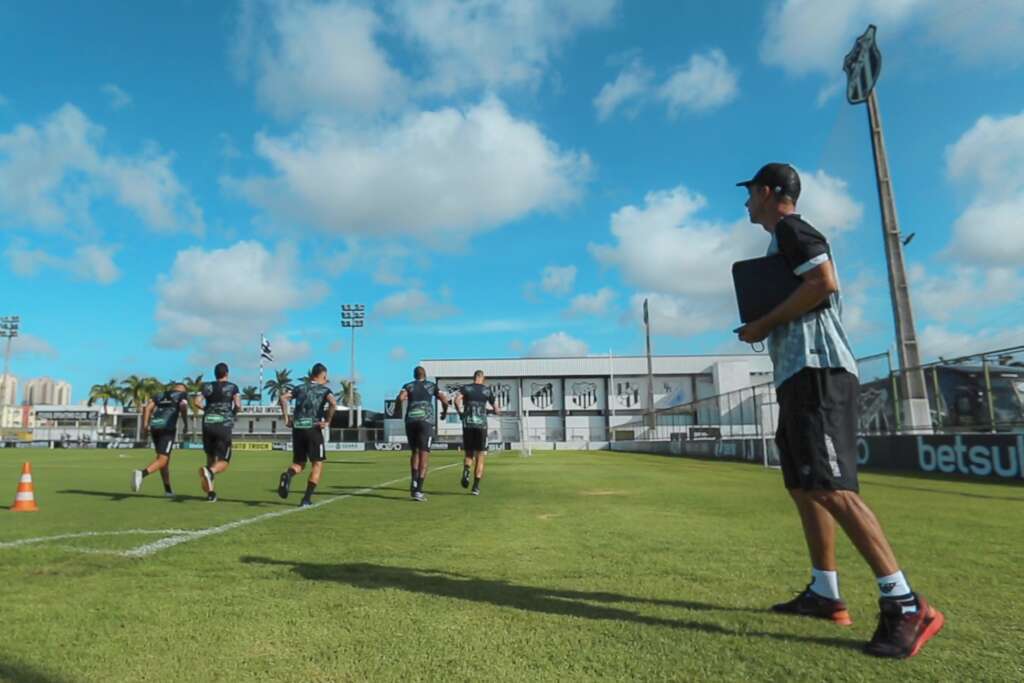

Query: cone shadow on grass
<box><xmin>240</xmin><ymin>558</ymin><xmax>862</xmax><ymax>651</ymax></box>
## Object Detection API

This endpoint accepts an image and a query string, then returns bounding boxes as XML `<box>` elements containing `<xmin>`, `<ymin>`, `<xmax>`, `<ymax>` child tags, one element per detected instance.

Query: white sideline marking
<box><xmin>1</xmin><ymin>463</ymin><xmax>457</xmax><ymax>558</ymax></box>
<box><xmin>0</xmin><ymin>529</ymin><xmax>194</xmax><ymax>549</ymax></box>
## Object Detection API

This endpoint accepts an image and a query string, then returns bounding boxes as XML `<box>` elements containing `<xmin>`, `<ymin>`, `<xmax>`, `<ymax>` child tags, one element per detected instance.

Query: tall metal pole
<box><xmin>0</xmin><ymin>316</ymin><xmax>20</xmax><ymax>409</ymax></box>
<box><xmin>643</xmin><ymin>299</ymin><xmax>656</xmax><ymax>430</ymax></box>
<box><xmin>844</xmin><ymin>25</ymin><xmax>931</xmax><ymax>433</ymax></box>
<box><xmin>349</xmin><ymin>325</ymin><xmax>356</xmax><ymax>410</ymax></box>
<box><xmin>864</xmin><ymin>89</ymin><xmax>930</xmax><ymax>432</ymax></box>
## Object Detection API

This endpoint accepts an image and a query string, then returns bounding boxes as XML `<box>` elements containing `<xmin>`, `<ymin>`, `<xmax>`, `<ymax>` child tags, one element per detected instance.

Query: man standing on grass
<box><xmin>735</xmin><ymin>163</ymin><xmax>943</xmax><ymax>659</ymax></box>
<box><xmin>396</xmin><ymin>366</ymin><xmax>449</xmax><ymax>501</ymax></box>
<box><xmin>132</xmin><ymin>383</ymin><xmax>189</xmax><ymax>497</ymax></box>
<box><xmin>194</xmin><ymin>362</ymin><xmax>241</xmax><ymax>503</ymax></box>
<box><xmin>455</xmin><ymin>370</ymin><xmax>500</xmax><ymax>496</ymax></box>
<box><xmin>277</xmin><ymin>363</ymin><xmax>338</xmax><ymax>507</ymax></box>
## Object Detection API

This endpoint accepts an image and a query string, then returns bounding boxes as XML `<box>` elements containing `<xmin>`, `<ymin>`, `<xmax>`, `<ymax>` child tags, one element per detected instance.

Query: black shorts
<box><xmin>202</xmin><ymin>424</ymin><xmax>233</xmax><ymax>462</ymax></box>
<box><xmin>151</xmin><ymin>429</ymin><xmax>176</xmax><ymax>456</ymax></box>
<box><xmin>293</xmin><ymin>428</ymin><xmax>326</xmax><ymax>465</ymax></box>
<box><xmin>776</xmin><ymin>368</ymin><xmax>860</xmax><ymax>492</ymax></box>
<box><xmin>462</xmin><ymin>427</ymin><xmax>488</xmax><ymax>452</ymax></box>
<box><xmin>405</xmin><ymin>421</ymin><xmax>433</xmax><ymax>451</ymax></box>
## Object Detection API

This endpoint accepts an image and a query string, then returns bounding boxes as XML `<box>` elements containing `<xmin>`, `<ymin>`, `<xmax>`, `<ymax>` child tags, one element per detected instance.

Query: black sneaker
<box><xmin>471</xmin><ymin>486</ymin><xmax>480</xmax><ymax>496</ymax></box>
<box><xmin>299</xmin><ymin>498</ymin><xmax>312</xmax><ymax>508</ymax></box>
<box><xmin>278</xmin><ymin>471</ymin><xmax>292</xmax><ymax>499</ymax></box>
<box><xmin>206</xmin><ymin>491</ymin><xmax>218</xmax><ymax>503</ymax></box>
<box><xmin>771</xmin><ymin>585</ymin><xmax>852</xmax><ymax>626</ymax></box>
<box><xmin>864</xmin><ymin>594</ymin><xmax>944</xmax><ymax>659</ymax></box>
<box><xmin>461</xmin><ymin>470</ymin><xmax>470</xmax><ymax>488</ymax></box>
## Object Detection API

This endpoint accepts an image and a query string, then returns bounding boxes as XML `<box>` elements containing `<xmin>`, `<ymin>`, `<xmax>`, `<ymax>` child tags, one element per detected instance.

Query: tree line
<box><xmin>87</xmin><ymin>369</ymin><xmax>361</xmax><ymax>412</ymax></box>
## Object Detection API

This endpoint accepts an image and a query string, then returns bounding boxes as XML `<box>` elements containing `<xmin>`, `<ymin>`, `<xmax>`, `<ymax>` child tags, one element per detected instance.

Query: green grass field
<box><xmin>0</xmin><ymin>448</ymin><xmax>1021</xmax><ymax>682</ymax></box>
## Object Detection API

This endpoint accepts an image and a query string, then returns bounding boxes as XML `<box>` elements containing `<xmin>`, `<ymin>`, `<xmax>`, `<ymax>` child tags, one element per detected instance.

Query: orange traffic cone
<box><xmin>11</xmin><ymin>462</ymin><xmax>38</xmax><ymax>512</ymax></box>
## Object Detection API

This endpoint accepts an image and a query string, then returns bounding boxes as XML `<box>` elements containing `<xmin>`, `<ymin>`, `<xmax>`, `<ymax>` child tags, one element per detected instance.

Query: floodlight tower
<box><xmin>340</xmin><ymin>304</ymin><xmax>365</xmax><ymax>423</ymax></box>
<box><xmin>0</xmin><ymin>316</ymin><xmax>19</xmax><ymax>407</ymax></box>
<box><xmin>843</xmin><ymin>25</ymin><xmax>931</xmax><ymax>432</ymax></box>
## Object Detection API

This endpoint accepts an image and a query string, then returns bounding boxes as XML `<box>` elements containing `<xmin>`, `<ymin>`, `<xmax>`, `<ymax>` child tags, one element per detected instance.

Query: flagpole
<box><xmin>259</xmin><ymin>332</ymin><xmax>264</xmax><ymax>406</ymax></box>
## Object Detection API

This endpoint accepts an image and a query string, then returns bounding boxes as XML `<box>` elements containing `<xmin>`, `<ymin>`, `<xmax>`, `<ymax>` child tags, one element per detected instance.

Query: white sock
<box><xmin>809</xmin><ymin>568</ymin><xmax>840</xmax><ymax>600</ymax></box>
<box><xmin>877</xmin><ymin>570</ymin><xmax>913</xmax><ymax>599</ymax></box>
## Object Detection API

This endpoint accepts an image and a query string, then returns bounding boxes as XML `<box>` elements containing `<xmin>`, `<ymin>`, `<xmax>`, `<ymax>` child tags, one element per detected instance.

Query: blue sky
<box><xmin>2</xmin><ymin>0</ymin><xmax>1023</xmax><ymax>409</ymax></box>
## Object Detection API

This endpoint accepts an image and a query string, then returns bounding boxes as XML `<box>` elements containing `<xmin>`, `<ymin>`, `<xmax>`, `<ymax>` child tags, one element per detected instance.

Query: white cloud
<box><xmin>656</xmin><ymin>49</ymin><xmax>739</xmax><ymax>116</ymax></box>
<box><xmin>0</xmin><ymin>104</ymin><xmax>202</xmax><ymax>234</ymax></box>
<box><xmin>101</xmin><ymin>83</ymin><xmax>132</xmax><ymax>110</ymax></box>
<box><xmin>909</xmin><ymin>264</ymin><xmax>1024</xmax><ymax>323</ymax></box>
<box><xmin>390</xmin><ymin>346</ymin><xmax>408</xmax><ymax>361</ymax></box>
<box><xmin>594</xmin><ymin>58</ymin><xmax>653</xmax><ymax>121</ymax></box>
<box><xmin>627</xmin><ymin>292</ymin><xmax>725</xmax><ymax>337</ymax></box>
<box><xmin>566</xmin><ymin>287</ymin><xmax>616</xmax><ymax>317</ymax></box>
<box><xmin>540</xmin><ymin>265</ymin><xmax>577</xmax><ymax>295</ymax></box>
<box><xmin>5</xmin><ymin>241</ymin><xmax>120</xmax><ymax>284</ymax></box>
<box><xmin>374</xmin><ymin>288</ymin><xmax>458</xmax><ymax>322</ymax></box>
<box><xmin>393</xmin><ymin>0</ymin><xmax>618</xmax><ymax>96</ymax></box>
<box><xmin>919</xmin><ymin>324</ymin><xmax>1024</xmax><ymax>362</ymax></box>
<box><xmin>232</xmin><ymin>0</ymin><xmax>407</xmax><ymax>118</ymax></box>
<box><xmin>794</xmin><ymin>167</ymin><xmax>863</xmax><ymax>236</ymax></box>
<box><xmin>225</xmin><ymin>97</ymin><xmax>589</xmax><ymax>243</ymax></box>
<box><xmin>526</xmin><ymin>331</ymin><xmax>589</xmax><ymax>357</ymax></box>
<box><xmin>840</xmin><ymin>269</ymin><xmax>881</xmax><ymax>341</ymax></box>
<box><xmin>10</xmin><ymin>333</ymin><xmax>59</xmax><ymax>359</ymax></box>
<box><xmin>945</xmin><ymin>110</ymin><xmax>1024</xmax><ymax>265</ymax></box>
<box><xmin>760</xmin><ymin>1</ymin><xmax>1024</xmax><ymax>79</ymax></box>
<box><xmin>154</xmin><ymin>241</ymin><xmax>325</xmax><ymax>364</ymax></box>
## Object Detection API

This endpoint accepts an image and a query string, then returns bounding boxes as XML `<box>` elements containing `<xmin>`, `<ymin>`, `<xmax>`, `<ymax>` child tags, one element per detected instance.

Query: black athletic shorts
<box><xmin>202</xmin><ymin>424</ymin><xmax>233</xmax><ymax>462</ymax></box>
<box><xmin>405</xmin><ymin>421</ymin><xmax>433</xmax><ymax>451</ymax></box>
<box><xmin>293</xmin><ymin>428</ymin><xmax>326</xmax><ymax>465</ymax></box>
<box><xmin>776</xmin><ymin>367</ymin><xmax>860</xmax><ymax>492</ymax></box>
<box><xmin>462</xmin><ymin>427</ymin><xmax>488</xmax><ymax>452</ymax></box>
<box><xmin>151</xmin><ymin>429</ymin><xmax>176</xmax><ymax>456</ymax></box>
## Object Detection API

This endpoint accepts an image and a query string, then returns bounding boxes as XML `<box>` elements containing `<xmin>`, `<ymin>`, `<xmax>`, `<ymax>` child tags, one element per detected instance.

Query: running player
<box><xmin>395</xmin><ymin>366</ymin><xmax>449</xmax><ymax>501</ymax></box>
<box><xmin>132</xmin><ymin>382</ymin><xmax>189</xmax><ymax>497</ymax></box>
<box><xmin>193</xmin><ymin>362</ymin><xmax>241</xmax><ymax>502</ymax></box>
<box><xmin>454</xmin><ymin>370</ymin><xmax>500</xmax><ymax>496</ymax></box>
<box><xmin>277</xmin><ymin>362</ymin><xmax>338</xmax><ymax>507</ymax></box>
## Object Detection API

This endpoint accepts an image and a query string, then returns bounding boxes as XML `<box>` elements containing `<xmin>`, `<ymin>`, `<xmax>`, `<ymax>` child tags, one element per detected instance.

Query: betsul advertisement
<box><xmin>856</xmin><ymin>434</ymin><xmax>1024</xmax><ymax>480</ymax></box>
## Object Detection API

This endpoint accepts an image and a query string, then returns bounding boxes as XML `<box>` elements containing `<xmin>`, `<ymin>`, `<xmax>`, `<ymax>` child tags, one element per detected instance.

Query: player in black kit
<box><xmin>132</xmin><ymin>383</ymin><xmax>189</xmax><ymax>497</ymax></box>
<box><xmin>396</xmin><ymin>366</ymin><xmax>449</xmax><ymax>501</ymax></box>
<box><xmin>193</xmin><ymin>362</ymin><xmax>241</xmax><ymax>502</ymax></box>
<box><xmin>278</xmin><ymin>363</ymin><xmax>338</xmax><ymax>507</ymax></box>
<box><xmin>454</xmin><ymin>370</ymin><xmax>500</xmax><ymax>495</ymax></box>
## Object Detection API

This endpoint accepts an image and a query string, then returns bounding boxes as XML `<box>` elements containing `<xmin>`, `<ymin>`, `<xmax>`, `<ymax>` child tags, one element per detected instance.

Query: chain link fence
<box><xmin>613</xmin><ymin>345</ymin><xmax>1024</xmax><ymax>441</ymax></box>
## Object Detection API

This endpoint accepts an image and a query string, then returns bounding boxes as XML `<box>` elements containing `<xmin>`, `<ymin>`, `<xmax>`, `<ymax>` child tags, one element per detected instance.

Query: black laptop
<box><xmin>731</xmin><ymin>253</ymin><xmax>830</xmax><ymax>324</ymax></box>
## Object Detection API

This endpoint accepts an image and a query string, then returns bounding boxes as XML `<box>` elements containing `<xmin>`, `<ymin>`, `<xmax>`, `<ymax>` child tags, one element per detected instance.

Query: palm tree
<box><xmin>264</xmin><ymin>369</ymin><xmax>293</xmax><ymax>403</ymax></box>
<box><xmin>182</xmin><ymin>374</ymin><xmax>204</xmax><ymax>434</ymax></box>
<box><xmin>87</xmin><ymin>379</ymin><xmax>121</xmax><ymax>411</ymax></box>
<box><xmin>242</xmin><ymin>386</ymin><xmax>260</xmax><ymax>405</ymax></box>
<box><xmin>121</xmin><ymin>376</ymin><xmax>165</xmax><ymax>439</ymax></box>
<box><xmin>338</xmin><ymin>379</ymin><xmax>361</xmax><ymax>407</ymax></box>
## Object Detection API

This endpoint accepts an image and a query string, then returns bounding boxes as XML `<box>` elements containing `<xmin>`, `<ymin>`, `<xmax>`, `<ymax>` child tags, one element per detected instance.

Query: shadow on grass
<box><xmin>329</xmin><ymin>485</ymin><xmax>461</xmax><ymax>497</ymax></box>
<box><xmin>240</xmin><ymin>558</ymin><xmax>862</xmax><ymax>651</ymax></box>
<box><xmin>0</xmin><ymin>658</ymin><xmax>73</xmax><ymax>683</ymax></box>
<box><xmin>863</xmin><ymin>476</ymin><xmax>1024</xmax><ymax>502</ymax></box>
<box><xmin>58</xmin><ymin>489</ymin><xmax>292</xmax><ymax>507</ymax></box>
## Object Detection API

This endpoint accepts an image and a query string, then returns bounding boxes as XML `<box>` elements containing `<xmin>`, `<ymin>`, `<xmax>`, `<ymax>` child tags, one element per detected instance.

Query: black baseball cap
<box><xmin>736</xmin><ymin>163</ymin><xmax>801</xmax><ymax>201</ymax></box>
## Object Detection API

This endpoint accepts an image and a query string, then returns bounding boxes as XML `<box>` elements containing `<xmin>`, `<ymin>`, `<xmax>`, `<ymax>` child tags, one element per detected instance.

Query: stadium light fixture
<box><xmin>0</xmin><ymin>316</ymin><xmax>20</xmax><ymax>407</ymax></box>
<box><xmin>340</xmin><ymin>304</ymin><xmax>365</xmax><ymax>415</ymax></box>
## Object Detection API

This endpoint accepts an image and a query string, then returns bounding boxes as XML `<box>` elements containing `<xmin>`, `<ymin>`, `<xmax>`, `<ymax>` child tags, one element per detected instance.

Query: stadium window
<box><xmin>272</xmin><ymin>420</ymin><xmax>277</xmax><ymax>434</ymax></box>
<box><xmin>248</xmin><ymin>420</ymin><xmax>254</xmax><ymax>434</ymax></box>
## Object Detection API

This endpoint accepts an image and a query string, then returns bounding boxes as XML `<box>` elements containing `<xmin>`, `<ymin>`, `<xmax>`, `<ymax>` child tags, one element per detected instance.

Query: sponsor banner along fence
<box><xmin>656</xmin><ymin>433</ymin><xmax>1024</xmax><ymax>481</ymax></box>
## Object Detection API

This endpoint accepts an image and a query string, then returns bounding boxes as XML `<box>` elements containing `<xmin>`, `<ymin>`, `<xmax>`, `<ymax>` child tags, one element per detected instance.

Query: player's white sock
<box><xmin>809</xmin><ymin>568</ymin><xmax>840</xmax><ymax>600</ymax></box>
<box><xmin>877</xmin><ymin>570</ymin><xmax>912</xmax><ymax>599</ymax></box>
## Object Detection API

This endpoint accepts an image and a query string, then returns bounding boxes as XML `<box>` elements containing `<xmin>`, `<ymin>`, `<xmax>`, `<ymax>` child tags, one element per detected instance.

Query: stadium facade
<box><xmin>392</xmin><ymin>354</ymin><xmax>774</xmax><ymax>445</ymax></box>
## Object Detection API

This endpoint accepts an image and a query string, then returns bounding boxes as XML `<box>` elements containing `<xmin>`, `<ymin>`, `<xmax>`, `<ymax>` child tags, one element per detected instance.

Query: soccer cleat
<box><xmin>299</xmin><ymin>498</ymin><xmax>312</xmax><ymax>508</ymax></box>
<box><xmin>278</xmin><ymin>471</ymin><xmax>292</xmax><ymax>499</ymax></box>
<box><xmin>198</xmin><ymin>466</ymin><xmax>213</xmax><ymax>493</ymax></box>
<box><xmin>164</xmin><ymin>490</ymin><xmax>175</xmax><ymax>499</ymax></box>
<box><xmin>206</xmin><ymin>491</ymin><xmax>218</xmax><ymax>503</ymax></box>
<box><xmin>460</xmin><ymin>470</ymin><xmax>470</xmax><ymax>488</ymax></box>
<box><xmin>412</xmin><ymin>491</ymin><xmax>426</xmax><ymax>502</ymax></box>
<box><xmin>471</xmin><ymin>487</ymin><xmax>480</xmax><ymax>496</ymax></box>
<box><xmin>131</xmin><ymin>469</ymin><xmax>143</xmax><ymax>493</ymax></box>
<box><xmin>771</xmin><ymin>585</ymin><xmax>853</xmax><ymax>626</ymax></box>
<box><xmin>864</xmin><ymin>594</ymin><xmax>944</xmax><ymax>659</ymax></box>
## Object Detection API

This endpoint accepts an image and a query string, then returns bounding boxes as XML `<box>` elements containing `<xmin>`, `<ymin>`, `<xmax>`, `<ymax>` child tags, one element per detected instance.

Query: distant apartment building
<box><xmin>0</xmin><ymin>374</ymin><xmax>16</xmax><ymax>405</ymax></box>
<box><xmin>23</xmin><ymin>377</ymin><xmax>72</xmax><ymax>406</ymax></box>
